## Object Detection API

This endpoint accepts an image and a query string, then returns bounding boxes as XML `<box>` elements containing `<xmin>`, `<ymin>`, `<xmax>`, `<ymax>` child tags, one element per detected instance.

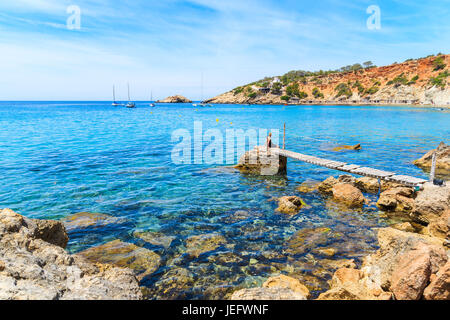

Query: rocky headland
<box><xmin>206</xmin><ymin>54</ymin><xmax>450</xmax><ymax>106</ymax></box>
<box><xmin>157</xmin><ymin>95</ymin><xmax>192</xmax><ymax>103</ymax></box>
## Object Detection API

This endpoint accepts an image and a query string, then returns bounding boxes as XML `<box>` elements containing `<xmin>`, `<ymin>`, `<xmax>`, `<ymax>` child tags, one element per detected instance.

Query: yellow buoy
<box><xmin>216</xmin><ymin>119</ymin><xmax>219</xmax><ymax>122</ymax></box>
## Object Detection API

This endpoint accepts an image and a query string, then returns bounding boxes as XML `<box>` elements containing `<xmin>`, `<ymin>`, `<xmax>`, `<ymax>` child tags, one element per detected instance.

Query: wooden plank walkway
<box><xmin>271</xmin><ymin>148</ymin><xmax>427</xmax><ymax>187</ymax></box>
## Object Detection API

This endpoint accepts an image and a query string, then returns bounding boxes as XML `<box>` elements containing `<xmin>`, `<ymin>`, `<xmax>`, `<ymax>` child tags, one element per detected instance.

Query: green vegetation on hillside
<box><xmin>352</xmin><ymin>81</ymin><xmax>365</xmax><ymax>94</ymax></box>
<box><xmin>429</xmin><ymin>71</ymin><xmax>449</xmax><ymax>88</ymax></box>
<box><xmin>312</xmin><ymin>87</ymin><xmax>324</xmax><ymax>98</ymax></box>
<box><xmin>228</xmin><ymin>53</ymin><xmax>447</xmax><ymax>99</ymax></box>
<box><xmin>335</xmin><ymin>83</ymin><xmax>352</xmax><ymax>98</ymax></box>
<box><xmin>433</xmin><ymin>56</ymin><xmax>446</xmax><ymax>71</ymax></box>
<box><xmin>271</xmin><ymin>82</ymin><xmax>282</xmax><ymax>95</ymax></box>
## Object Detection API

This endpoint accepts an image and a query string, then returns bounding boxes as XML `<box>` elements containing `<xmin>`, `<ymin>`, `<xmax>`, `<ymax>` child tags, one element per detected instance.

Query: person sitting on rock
<box><xmin>266</xmin><ymin>132</ymin><xmax>272</xmax><ymax>155</ymax></box>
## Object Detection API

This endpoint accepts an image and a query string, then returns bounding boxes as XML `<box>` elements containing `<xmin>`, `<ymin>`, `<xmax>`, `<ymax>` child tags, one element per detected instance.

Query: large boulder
<box><xmin>318</xmin><ymin>175</ymin><xmax>356</xmax><ymax>195</ymax></box>
<box><xmin>390</xmin><ymin>242</ymin><xmax>436</xmax><ymax>300</ymax></box>
<box><xmin>376</xmin><ymin>187</ymin><xmax>416</xmax><ymax>213</ymax></box>
<box><xmin>411</xmin><ymin>182</ymin><xmax>450</xmax><ymax>225</ymax></box>
<box><xmin>318</xmin><ymin>227</ymin><xmax>448</xmax><ymax>301</ymax></box>
<box><xmin>276</xmin><ymin>196</ymin><xmax>305</xmax><ymax>215</ymax></box>
<box><xmin>332</xmin><ymin>183</ymin><xmax>367</xmax><ymax>208</ymax></box>
<box><xmin>0</xmin><ymin>209</ymin><xmax>142</xmax><ymax>300</ymax></box>
<box><xmin>361</xmin><ymin>228</ymin><xmax>447</xmax><ymax>299</ymax></box>
<box><xmin>413</xmin><ymin>142</ymin><xmax>450</xmax><ymax>172</ymax></box>
<box><xmin>262</xmin><ymin>275</ymin><xmax>310</xmax><ymax>298</ymax></box>
<box><xmin>235</xmin><ymin>145</ymin><xmax>287</xmax><ymax>175</ymax></box>
<box><xmin>355</xmin><ymin>177</ymin><xmax>402</xmax><ymax>194</ymax></box>
<box><xmin>317</xmin><ymin>268</ymin><xmax>391</xmax><ymax>300</ymax></box>
<box><xmin>423</xmin><ymin>261</ymin><xmax>450</xmax><ymax>300</ymax></box>
<box><xmin>426</xmin><ymin>209</ymin><xmax>450</xmax><ymax>241</ymax></box>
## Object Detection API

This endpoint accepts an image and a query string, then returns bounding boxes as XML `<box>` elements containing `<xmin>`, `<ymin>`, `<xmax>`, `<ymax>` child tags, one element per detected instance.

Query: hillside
<box><xmin>206</xmin><ymin>54</ymin><xmax>450</xmax><ymax>106</ymax></box>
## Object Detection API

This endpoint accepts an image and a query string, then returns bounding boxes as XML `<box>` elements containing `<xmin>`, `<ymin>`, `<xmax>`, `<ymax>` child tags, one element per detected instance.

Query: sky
<box><xmin>0</xmin><ymin>0</ymin><xmax>449</xmax><ymax>100</ymax></box>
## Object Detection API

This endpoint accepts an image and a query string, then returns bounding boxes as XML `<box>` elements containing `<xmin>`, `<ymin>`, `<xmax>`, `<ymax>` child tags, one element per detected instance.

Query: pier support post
<box><xmin>429</xmin><ymin>151</ymin><xmax>437</xmax><ymax>182</ymax></box>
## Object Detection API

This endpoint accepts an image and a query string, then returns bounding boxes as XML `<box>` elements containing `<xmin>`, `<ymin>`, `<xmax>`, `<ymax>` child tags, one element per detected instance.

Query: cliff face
<box><xmin>207</xmin><ymin>54</ymin><xmax>450</xmax><ymax>106</ymax></box>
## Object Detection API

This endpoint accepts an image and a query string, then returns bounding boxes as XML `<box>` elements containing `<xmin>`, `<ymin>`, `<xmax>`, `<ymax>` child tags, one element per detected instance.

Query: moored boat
<box><xmin>126</xmin><ymin>83</ymin><xmax>136</xmax><ymax>108</ymax></box>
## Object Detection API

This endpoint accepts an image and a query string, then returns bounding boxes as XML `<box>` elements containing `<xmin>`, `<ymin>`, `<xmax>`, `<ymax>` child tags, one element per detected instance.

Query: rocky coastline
<box><xmin>206</xmin><ymin>54</ymin><xmax>450</xmax><ymax>106</ymax></box>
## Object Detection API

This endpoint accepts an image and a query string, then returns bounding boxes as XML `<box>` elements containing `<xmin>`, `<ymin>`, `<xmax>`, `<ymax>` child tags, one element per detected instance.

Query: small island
<box><xmin>157</xmin><ymin>95</ymin><xmax>192</xmax><ymax>103</ymax></box>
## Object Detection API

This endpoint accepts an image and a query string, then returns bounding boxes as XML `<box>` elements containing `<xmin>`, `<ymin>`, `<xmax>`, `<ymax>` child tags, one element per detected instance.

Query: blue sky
<box><xmin>0</xmin><ymin>0</ymin><xmax>449</xmax><ymax>100</ymax></box>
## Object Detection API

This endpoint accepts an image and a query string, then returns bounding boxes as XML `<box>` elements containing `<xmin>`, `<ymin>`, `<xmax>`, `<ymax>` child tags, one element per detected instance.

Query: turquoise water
<box><xmin>0</xmin><ymin>101</ymin><xmax>449</xmax><ymax>299</ymax></box>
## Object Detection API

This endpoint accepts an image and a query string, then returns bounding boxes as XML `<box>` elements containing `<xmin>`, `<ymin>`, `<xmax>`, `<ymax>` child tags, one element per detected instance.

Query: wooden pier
<box><xmin>271</xmin><ymin>148</ymin><xmax>427</xmax><ymax>187</ymax></box>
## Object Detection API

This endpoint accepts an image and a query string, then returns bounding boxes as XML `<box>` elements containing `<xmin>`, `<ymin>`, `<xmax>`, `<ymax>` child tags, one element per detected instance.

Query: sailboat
<box><xmin>150</xmin><ymin>91</ymin><xmax>155</xmax><ymax>107</ymax></box>
<box><xmin>196</xmin><ymin>73</ymin><xmax>213</xmax><ymax>107</ymax></box>
<box><xmin>126</xmin><ymin>83</ymin><xmax>136</xmax><ymax>108</ymax></box>
<box><xmin>112</xmin><ymin>85</ymin><xmax>122</xmax><ymax>106</ymax></box>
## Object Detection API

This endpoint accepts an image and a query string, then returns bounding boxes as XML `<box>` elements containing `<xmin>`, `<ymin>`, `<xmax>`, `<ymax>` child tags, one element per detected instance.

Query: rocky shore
<box><xmin>230</xmin><ymin>144</ymin><xmax>449</xmax><ymax>300</ymax></box>
<box><xmin>230</xmin><ymin>175</ymin><xmax>449</xmax><ymax>300</ymax></box>
<box><xmin>0</xmin><ymin>209</ymin><xmax>142</xmax><ymax>300</ymax></box>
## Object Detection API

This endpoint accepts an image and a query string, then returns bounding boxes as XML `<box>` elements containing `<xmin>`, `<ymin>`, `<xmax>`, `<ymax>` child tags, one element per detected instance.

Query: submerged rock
<box><xmin>185</xmin><ymin>233</ymin><xmax>227</xmax><ymax>258</ymax></box>
<box><xmin>413</xmin><ymin>142</ymin><xmax>450</xmax><ymax>172</ymax></box>
<box><xmin>286</xmin><ymin>227</ymin><xmax>333</xmax><ymax>255</ymax></box>
<box><xmin>332</xmin><ymin>183</ymin><xmax>367</xmax><ymax>208</ymax></box>
<box><xmin>276</xmin><ymin>196</ymin><xmax>305</xmax><ymax>215</ymax></box>
<box><xmin>296</xmin><ymin>180</ymin><xmax>320</xmax><ymax>193</ymax></box>
<box><xmin>315</xmin><ymin>247</ymin><xmax>337</xmax><ymax>257</ymax></box>
<box><xmin>77</xmin><ymin>240</ymin><xmax>161</xmax><ymax>280</ymax></box>
<box><xmin>149</xmin><ymin>267</ymin><xmax>195</xmax><ymax>300</ymax></box>
<box><xmin>0</xmin><ymin>209</ymin><xmax>142</xmax><ymax>300</ymax></box>
<box><xmin>133</xmin><ymin>231</ymin><xmax>175</xmax><ymax>249</ymax></box>
<box><xmin>332</xmin><ymin>143</ymin><xmax>362</xmax><ymax>152</ymax></box>
<box><xmin>62</xmin><ymin>212</ymin><xmax>126</xmax><ymax>231</ymax></box>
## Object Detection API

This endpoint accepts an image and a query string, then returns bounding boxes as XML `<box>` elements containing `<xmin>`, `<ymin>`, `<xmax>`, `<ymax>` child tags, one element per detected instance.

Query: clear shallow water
<box><xmin>0</xmin><ymin>101</ymin><xmax>449</xmax><ymax>299</ymax></box>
